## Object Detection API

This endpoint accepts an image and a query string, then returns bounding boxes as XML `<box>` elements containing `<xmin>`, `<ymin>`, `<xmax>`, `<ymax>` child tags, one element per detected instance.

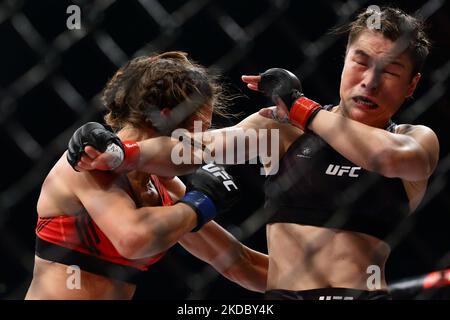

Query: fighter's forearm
<box><xmin>135</xmin><ymin>136</ymin><xmax>199</xmax><ymax>176</ymax></box>
<box><xmin>179</xmin><ymin>221</ymin><xmax>245</xmax><ymax>269</ymax></box>
<box><xmin>134</xmin><ymin>125</ymin><xmax>267</xmax><ymax>175</ymax></box>
<box><xmin>309</xmin><ymin>110</ymin><xmax>409</xmax><ymax>175</ymax></box>
<box><xmin>179</xmin><ymin>221</ymin><xmax>268</xmax><ymax>292</ymax></box>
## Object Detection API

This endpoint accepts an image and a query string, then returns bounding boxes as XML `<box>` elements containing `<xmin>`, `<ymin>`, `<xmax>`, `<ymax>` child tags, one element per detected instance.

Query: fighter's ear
<box><xmin>406</xmin><ymin>73</ymin><xmax>421</xmax><ymax>98</ymax></box>
<box><xmin>160</xmin><ymin>107</ymin><xmax>172</xmax><ymax>117</ymax></box>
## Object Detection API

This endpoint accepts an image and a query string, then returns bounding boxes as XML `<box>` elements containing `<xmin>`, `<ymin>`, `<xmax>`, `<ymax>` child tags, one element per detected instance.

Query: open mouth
<box><xmin>352</xmin><ymin>96</ymin><xmax>378</xmax><ymax>109</ymax></box>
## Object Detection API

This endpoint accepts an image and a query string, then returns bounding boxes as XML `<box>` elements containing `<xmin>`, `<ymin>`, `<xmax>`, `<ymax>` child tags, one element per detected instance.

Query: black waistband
<box><xmin>35</xmin><ymin>237</ymin><xmax>144</xmax><ymax>284</ymax></box>
<box><xmin>264</xmin><ymin>288</ymin><xmax>391</xmax><ymax>300</ymax></box>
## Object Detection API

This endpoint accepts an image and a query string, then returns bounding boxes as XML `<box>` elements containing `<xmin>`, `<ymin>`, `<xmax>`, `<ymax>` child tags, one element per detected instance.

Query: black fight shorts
<box><xmin>264</xmin><ymin>288</ymin><xmax>391</xmax><ymax>300</ymax></box>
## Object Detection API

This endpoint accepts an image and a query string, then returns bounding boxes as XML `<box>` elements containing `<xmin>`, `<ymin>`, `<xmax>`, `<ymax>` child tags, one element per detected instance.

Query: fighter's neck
<box><xmin>117</xmin><ymin>126</ymin><xmax>160</xmax><ymax>142</ymax></box>
<box><xmin>334</xmin><ymin>103</ymin><xmax>392</xmax><ymax>129</ymax></box>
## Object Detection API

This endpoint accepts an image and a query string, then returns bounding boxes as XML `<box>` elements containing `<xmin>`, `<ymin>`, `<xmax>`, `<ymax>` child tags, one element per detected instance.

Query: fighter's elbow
<box><xmin>114</xmin><ymin>227</ymin><xmax>162</xmax><ymax>259</ymax></box>
<box><xmin>374</xmin><ymin>145</ymin><xmax>432</xmax><ymax>180</ymax></box>
<box><xmin>114</xmin><ymin>230</ymin><xmax>145</xmax><ymax>259</ymax></box>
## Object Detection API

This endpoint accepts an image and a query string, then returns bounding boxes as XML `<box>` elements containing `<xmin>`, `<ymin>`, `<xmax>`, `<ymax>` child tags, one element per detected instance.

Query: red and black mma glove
<box><xmin>67</xmin><ymin>122</ymin><xmax>140</xmax><ymax>172</ymax></box>
<box><xmin>259</xmin><ymin>68</ymin><xmax>323</xmax><ymax>132</ymax></box>
<box><xmin>178</xmin><ymin>163</ymin><xmax>240</xmax><ymax>232</ymax></box>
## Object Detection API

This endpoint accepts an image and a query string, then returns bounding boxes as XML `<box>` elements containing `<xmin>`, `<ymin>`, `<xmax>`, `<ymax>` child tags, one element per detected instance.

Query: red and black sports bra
<box><xmin>35</xmin><ymin>175</ymin><xmax>173</xmax><ymax>283</ymax></box>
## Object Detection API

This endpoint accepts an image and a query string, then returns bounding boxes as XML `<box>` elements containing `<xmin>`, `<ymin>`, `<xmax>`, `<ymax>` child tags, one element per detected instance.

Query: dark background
<box><xmin>0</xmin><ymin>0</ymin><xmax>449</xmax><ymax>299</ymax></box>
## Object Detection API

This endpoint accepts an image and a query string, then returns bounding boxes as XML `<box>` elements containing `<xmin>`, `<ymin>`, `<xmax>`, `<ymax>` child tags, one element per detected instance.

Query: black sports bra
<box><xmin>264</xmin><ymin>105</ymin><xmax>409</xmax><ymax>240</ymax></box>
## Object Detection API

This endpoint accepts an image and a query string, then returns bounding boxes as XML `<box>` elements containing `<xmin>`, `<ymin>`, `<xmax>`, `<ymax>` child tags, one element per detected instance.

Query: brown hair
<box><xmin>343</xmin><ymin>7</ymin><xmax>430</xmax><ymax>76</ymax></box>
<box><xmin>102</xmin><ymin>51</ymin><xmax>229</xmax><ymax>132</ymax></box>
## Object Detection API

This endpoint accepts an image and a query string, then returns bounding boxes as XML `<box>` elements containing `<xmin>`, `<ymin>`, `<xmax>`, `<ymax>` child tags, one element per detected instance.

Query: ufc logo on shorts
<box><xmin>202</xmin><ymin>163</ymin><xmax>238</xmax><ymax>191</ymax></box>
<box><xmin>325</xmin><ymin>164</ymin><xmax>361</xmax><ymax>177</ymax></box>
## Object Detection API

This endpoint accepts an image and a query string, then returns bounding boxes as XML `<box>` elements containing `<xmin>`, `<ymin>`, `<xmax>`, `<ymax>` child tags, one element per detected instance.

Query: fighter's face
<box><xmin>184</xmin><ymin>104</ymin><xmax>213</xmax><ymax>132</ymax></box>
<box><xmin>339</xmin><ymin>30</ymin><xmax>420</xmax><ymax>128</ymax></box>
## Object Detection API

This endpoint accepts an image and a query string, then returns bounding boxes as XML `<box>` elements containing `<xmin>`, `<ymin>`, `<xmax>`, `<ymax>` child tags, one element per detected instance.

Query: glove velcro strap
<box><xmin>289</xmin><ymin>97</ymin><xmax>322</xmax><ymax>132</ymax></box>
<box><xmin>178</xmin><ymin>191</ymin><xmax>217</xmax><ymax>232</ymax></box>
<box><xmin>116</xmin><ymin>140</ymin><xmax>140</xmax><ymax>172</ymax></box>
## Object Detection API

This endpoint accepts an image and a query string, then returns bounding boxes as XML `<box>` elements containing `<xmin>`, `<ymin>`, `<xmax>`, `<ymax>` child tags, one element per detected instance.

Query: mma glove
<box><xmin>178</xmin><ymin>163</ymin><xmax>240</xmax><ymax>232</ymax></box>
<box><xmin>67</xmin><ymin>122</ymin><xmax>139</xmax><ymax>172</ymax></box>
<box><xmin>259</xmin><ymin>68</ymin><xmax>323</xmax><ymax>132</ymax></box>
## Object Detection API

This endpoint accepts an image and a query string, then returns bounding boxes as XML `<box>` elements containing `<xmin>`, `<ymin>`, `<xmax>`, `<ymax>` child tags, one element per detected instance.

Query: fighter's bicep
<box><xmin>73</xmin><ymin>172</ymin><xmax>138</xmax><ymax>238</ymax></box>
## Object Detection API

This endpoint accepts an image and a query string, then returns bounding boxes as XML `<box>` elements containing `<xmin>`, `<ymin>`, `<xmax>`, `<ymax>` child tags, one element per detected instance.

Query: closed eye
<box><xmin>354</xmin><ymin>60</ymin><xmax>368</xmax><ymax>67</ymax></box>
<box><xmin>383</xmin><ymin>70</ymin><xmax>400</xmax><ymax>76</ymax></box>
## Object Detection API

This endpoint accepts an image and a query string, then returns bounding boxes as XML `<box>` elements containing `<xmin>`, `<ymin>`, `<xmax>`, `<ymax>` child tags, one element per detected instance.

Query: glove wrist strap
<box><xmin>178</xmin><ymin>191</ymin><xmax>217</xmax><ymax>232</ymax></box>
<box><xmin>116</xmin><ymin>140</ymin><xmax>140</xmax><ymax>172</ymax></box>
<box><xmin>289</xmin><ymin>97</ymin><xmax>323</xmax><ymax>132</ymax></box>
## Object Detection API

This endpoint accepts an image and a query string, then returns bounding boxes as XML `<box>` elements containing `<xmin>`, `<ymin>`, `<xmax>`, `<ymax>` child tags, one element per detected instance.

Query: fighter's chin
<box><xmin>343</xmin><ymin>101</ymin><xmax>376</xmax><ymax>123</ymax></box>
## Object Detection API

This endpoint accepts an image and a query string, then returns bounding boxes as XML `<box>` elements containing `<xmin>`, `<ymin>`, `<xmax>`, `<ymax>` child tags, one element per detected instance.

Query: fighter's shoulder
<box><xmin>395</xmin><ymin>124</ymin><xmax>439</xmax><ymax>147</ymax></box>
<box><xmin>395</xmin><ymin>123</ymin><xmax>439</xmax><ymax>166</ymax></box>
<box><xmin>38</xmin><ymin>154</ymin><xmax>86</xmax><ymax>215</ymax></box>
<box><xmin>56</xmin><ymin>151</ymin><xmax>123</xmax><ymax>192</ymax></box>
<box><xmin>394</xmin><ymin>123</ymin><xmax>437</xmax><ymax>138</ymax></box>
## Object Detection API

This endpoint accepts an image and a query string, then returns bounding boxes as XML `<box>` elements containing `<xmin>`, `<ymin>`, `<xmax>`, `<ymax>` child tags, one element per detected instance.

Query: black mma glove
<box><xmin>178</xmin><ymin>163</ymin><xmax>240</xmax><ymax>232</ymax></box>
<box><xmin>67</xmin><ymin>122</ymin><xmax>140</xmax><ymax>172</ymax></box>
<box><xmin>259</xmin><ymin>68</ymin><xmax>323</xmax><ymax>131</ymax></box>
